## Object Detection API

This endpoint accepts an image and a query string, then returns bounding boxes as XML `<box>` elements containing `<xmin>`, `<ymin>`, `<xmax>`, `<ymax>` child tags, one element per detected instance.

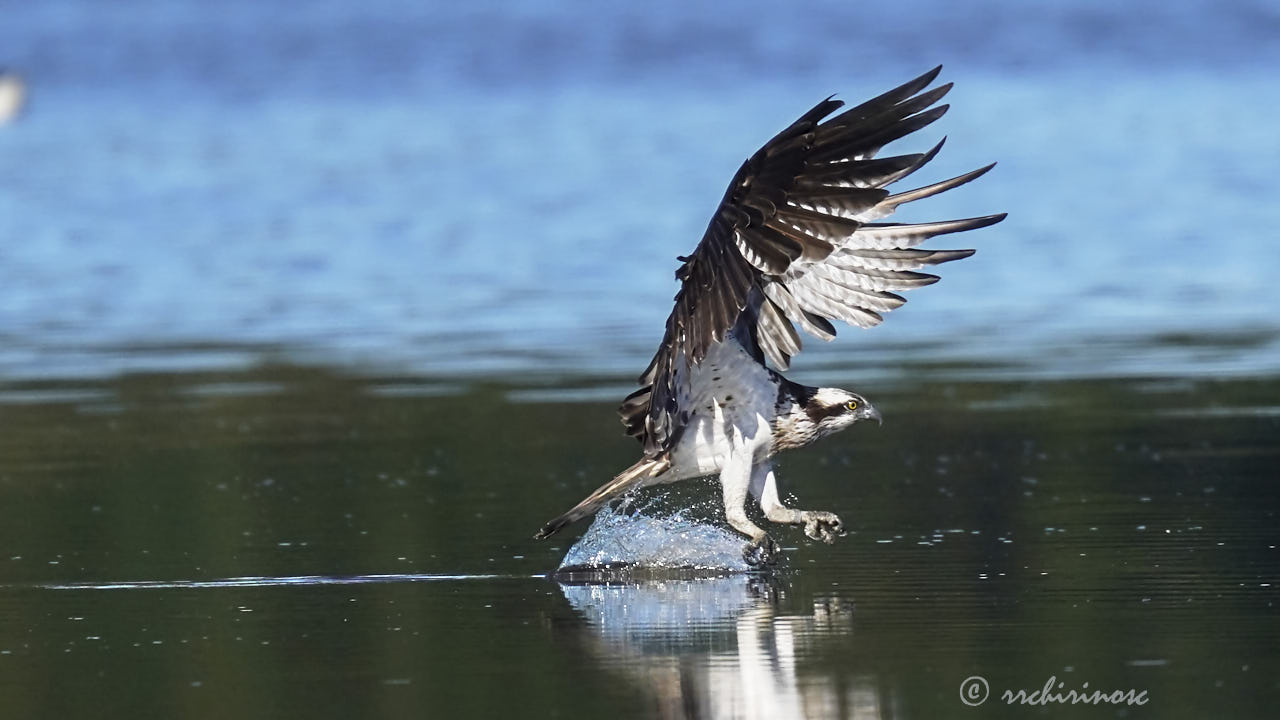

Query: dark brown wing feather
<box><xmin>620</xmin><ymin>67</ymin><xmax>1006</xmax><ymax>458</ymax></box>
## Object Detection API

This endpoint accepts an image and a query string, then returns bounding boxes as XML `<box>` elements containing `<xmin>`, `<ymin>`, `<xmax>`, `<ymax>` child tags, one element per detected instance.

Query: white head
<box><xmin>805</xmin><ymin>387</ymin><xmax>882</xmax><ymax>437</ymax></box>
<box><xmin>774</xmin><ymin>385</ymin><xmax>881</xmax><ymax>451</ymax></box>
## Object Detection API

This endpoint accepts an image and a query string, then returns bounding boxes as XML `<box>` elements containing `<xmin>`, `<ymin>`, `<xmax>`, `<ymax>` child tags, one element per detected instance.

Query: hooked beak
<box><xmin>863</xmin><ymin>403</ymin><xmax>883</xmax><ymax>426</ymax></box>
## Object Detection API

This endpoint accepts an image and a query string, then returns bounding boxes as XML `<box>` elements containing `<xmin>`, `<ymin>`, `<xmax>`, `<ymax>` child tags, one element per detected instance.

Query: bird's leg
<box><xmin>749</xmin><ymin>464</ymin><xmax>844</xmax><ymax>544</ymax></box>
<box><xmin>721</xmin><ymin>454</ymin><xmax>777</xmax><ymax>567</ymax></box>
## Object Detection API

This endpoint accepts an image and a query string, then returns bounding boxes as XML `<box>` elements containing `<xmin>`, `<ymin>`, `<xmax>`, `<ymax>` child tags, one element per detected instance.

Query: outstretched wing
<box><xmin>620</xmin><ymin>66</ymin><xmax>1006</xmax><ymax>458</ymax></box>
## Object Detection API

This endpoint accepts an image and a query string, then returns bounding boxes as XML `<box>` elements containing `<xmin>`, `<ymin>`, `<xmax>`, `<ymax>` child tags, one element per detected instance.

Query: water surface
<box><xmin>1</xmin><ymin>367</ymin><xmax>1276</xmax><ymax>717</ymax></box>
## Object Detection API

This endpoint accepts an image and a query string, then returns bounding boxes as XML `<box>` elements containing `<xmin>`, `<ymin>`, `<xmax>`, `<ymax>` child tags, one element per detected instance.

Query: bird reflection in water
<box><xmin>555</xmin><ymin>575</ymin><xmax>897</xmax><ymax>720</ymax></box>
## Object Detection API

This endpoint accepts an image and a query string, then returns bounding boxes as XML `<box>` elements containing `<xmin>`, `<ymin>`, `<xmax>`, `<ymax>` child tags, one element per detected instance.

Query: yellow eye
<box><xmin>845</xmin><ymin>400</ymin><xmax>858</xmax><ymax>411</ymax></box>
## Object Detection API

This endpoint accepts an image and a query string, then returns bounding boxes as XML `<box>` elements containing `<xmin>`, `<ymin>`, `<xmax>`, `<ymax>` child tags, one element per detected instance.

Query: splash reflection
<box><xmin>558</xmin><ymin>576</ymin><xmax>896</xmax><ymax>720</ymax></box>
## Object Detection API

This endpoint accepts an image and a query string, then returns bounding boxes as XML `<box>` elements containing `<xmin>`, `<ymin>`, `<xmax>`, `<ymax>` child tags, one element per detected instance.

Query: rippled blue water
<box><xmin>2</xmin><ymin>0</ymin><xmax>1278</xmax><ymax>383</ymax></box>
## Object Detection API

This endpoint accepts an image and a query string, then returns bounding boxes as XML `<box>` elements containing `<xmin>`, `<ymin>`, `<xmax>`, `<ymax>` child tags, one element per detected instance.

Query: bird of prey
<box><xmin>534</xmin><ymin>67</ymin><xmax>1004</xmax><ymax>564</ymax></box>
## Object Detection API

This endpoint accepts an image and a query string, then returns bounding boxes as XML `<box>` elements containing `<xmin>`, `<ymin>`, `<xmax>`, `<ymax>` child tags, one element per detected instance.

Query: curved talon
<box><xmin>802</xmin><ymin>512</ymin><xmax>844</xmax><ymax>545</ymax></box>
<box><xmin>744</xmin><ymin>534</ymin><xmax>780</xmax><ymax>568</ymax></box>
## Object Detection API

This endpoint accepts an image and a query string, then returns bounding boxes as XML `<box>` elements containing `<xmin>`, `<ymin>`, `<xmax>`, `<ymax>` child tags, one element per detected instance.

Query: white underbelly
<box><xmin>665</xmin><ymin>338</ymin><xmax>778</xmax><ymax>480</ymax></box>
<box><xmin>671</xmin><ymin>414</ymin><xmax>738</xmax><ymax>476</ymax></box>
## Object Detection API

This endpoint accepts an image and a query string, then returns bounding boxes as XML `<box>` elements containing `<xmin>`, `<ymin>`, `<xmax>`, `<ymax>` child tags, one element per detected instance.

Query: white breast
<box><xmin>666</xmin><ymin>337</ymin><xmax>779</xmax><ymax>480</ymax></box>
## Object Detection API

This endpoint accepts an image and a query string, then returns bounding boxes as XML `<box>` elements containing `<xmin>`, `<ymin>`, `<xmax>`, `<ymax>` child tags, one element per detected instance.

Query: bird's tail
<box><xmin>534</xmin><ymin>455</ymin><xmax>670</xmax><ymax>540</ymax></box>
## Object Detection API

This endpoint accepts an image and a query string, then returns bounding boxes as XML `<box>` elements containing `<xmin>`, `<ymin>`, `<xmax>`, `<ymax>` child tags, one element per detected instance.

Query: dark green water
<box><xmin>0</xmin><ymin>364</ymin><xmax>1276</xmax><ymax>718</ymax></box>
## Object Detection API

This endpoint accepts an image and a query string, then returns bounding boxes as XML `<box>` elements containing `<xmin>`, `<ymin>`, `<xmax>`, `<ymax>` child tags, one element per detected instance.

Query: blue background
<box><xmin>2</xmin><ymin>0</ymin><xmax>1278</xmax><ymax>383</ymax></box>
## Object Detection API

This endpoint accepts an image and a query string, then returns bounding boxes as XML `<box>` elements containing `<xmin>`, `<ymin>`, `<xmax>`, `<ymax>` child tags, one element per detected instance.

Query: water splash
<box><xmin>556</xmin><ymin>500</ymin><xmax>753</xmax><ymax>578</ymax></box>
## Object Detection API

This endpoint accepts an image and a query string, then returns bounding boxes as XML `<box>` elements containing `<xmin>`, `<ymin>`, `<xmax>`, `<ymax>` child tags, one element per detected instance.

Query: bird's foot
<box><xmin>800</xmin><ymin>511</ymin><xmax>844</xmax><ymax>544</ymax></box>
<box><xmin>743</xmin><ymin>533</ymin><xmax>780</xmax><ymax>568</ymax></box>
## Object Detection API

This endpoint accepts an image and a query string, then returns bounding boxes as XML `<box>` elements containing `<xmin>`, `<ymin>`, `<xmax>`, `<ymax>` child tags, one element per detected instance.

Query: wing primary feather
<box><xmin>752</xmin><ymin>98</ymin><xmax>843</xmax><ymax>165</ymax></box>
<box><xmin>881</xmin><ymin>163</ymin><xmax>997</xmax><ymax>207</ymax></box>
<box><xmin>826</xmin><ymin>65</ymin><xmax>943</xmax><ymax>126</ymax></box>
<box><xmin>813</xmin><ymin>85</ymin><xmax>953</xmax><ymax>162</ymax></box>
<box><xmin>804</xmin><ymin>311</ymin><xmax>838</xmax><ymax>338</ymax></box>
<box><xmin>801</xmin><ymin>154</ymin><xmax>921</xmax><ymax>187</ymax></box>
<box><xmin>835</xmin><ymin>247</ymin><xmax>976</xmax><ymax>271</ymax></box>
<box><xmin>790</xmin><ymin>283</ymin><xmax>884</xmax><ymax>328</ymax></box>
<box><xmin>826</xmin><ymin>104</ymin><xmax>950</xmax><ymax>164</ymax></box>
<box><xmin>806</xmin><ymin>265</ymin><xmax>917</xmax><ymax>305</ymax></box>
<box><xmin>807</xmin><ymin>136</ymin><xmax>944</xmax><ymax>183</ymax></box>
<box><xmin>786</xmin><ymin>188</ymin><xmax>888</xmax><ymax>220</ymax></box>
<box><xmin>854</xmin><ymin>214</ymin><xmax>1006</xmax><ymax>247</ymax></box>
<box><xmin>869</xmin><ymin>137</ymin><xmax>945</xmax><ymax>187</ymax></box>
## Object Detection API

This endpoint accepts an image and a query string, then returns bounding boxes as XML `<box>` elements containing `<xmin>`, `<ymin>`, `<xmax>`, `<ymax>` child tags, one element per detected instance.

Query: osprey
<box><xmin>535</xmin><ymin>67</ymin><xmax>1004</xmax><ymax>564</ymax></box>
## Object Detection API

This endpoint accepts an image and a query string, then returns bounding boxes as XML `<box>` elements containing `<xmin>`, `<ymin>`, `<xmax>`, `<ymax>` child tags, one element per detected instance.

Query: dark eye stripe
<box><xmin>807</xmin><ymin>401</ymin><xmax>848</xmax><ymax>423</ymax></box>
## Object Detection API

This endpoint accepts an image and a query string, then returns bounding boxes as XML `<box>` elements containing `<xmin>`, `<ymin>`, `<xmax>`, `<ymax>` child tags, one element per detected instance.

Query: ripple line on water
<box><xmin>10</xmin><ymin>573</ymin><xmax>544</xmax><ymax>591</ymax></box>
